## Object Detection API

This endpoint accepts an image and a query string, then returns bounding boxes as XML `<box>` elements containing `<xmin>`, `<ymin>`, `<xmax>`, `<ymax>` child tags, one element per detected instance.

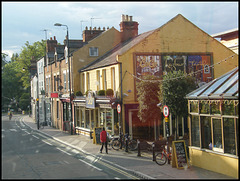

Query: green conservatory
<box><xmin>186</xmin><ymin>67</ymin><xmax>238</xmax><ymax>178</ymax></box>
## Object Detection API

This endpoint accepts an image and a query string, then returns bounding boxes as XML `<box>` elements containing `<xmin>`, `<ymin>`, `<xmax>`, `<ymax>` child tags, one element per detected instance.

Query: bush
<box><xmin>106</xmin><ymin>89</ymin><xmax>114</xmax><ymax>96</ymax></box>
<box><xmin>97</xmin><ymin>90</ymin><xmax>106</xmax><ymax>96</ymax></box>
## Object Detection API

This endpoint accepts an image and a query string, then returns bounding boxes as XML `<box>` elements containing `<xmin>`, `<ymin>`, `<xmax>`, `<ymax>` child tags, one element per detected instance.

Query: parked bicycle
<box><xmin>39</xmin><ymin>122</ymin><xmax>45</xmax><ymax>129</ymax></box>
<box><xmin>155</xmin><ymin>145</ymin><xmax>172</xmax><ymax>165</ymax></box>
<box><xmin>110</xmin><ymin>133</ymin><xmax>138</xmax><ymax>151</ymax></box>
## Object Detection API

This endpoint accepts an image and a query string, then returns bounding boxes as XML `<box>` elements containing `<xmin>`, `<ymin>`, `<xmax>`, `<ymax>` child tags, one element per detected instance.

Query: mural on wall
<box><xmin>135</xmin><ymin>54</ymin><xmax>212</xmax><ymax>84</ymax></box>
<box><xmin>136</xmin><ymin>55</ymin><xmax>161</xmax><ymax>78</ymax></box>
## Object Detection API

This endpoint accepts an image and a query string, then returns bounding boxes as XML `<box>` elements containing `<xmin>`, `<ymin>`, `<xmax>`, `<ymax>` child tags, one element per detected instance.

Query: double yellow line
<box><xmin>98</xmin><ymin>160</ymin><xmax>140</xmax><ymax>179</ymax></box>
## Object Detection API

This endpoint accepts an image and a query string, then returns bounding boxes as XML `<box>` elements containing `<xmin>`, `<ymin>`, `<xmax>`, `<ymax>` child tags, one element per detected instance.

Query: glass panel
<box><xmin>212</xmin><ymin>118</ymin><xmax>223</xmax><ymax>152</ymax></box>
<box><xmin>199</xmin><ymin>74</ymin><xmax>230</xmax><ymax>97</ymax></box>
<box><xmin>200</xmin><ymin>101</ymin><xmax>210</xmax><ymax>114</ymax></box>
<box><xmin>201</xmin><ymin>116</ymin><xmax>212</xmax><ymax>149</ymax></box>
<box><xmin>114</xmin><ymin>109</ymin><xmax>119</xmax><ymax>136</ymax></box>
<box><xmin>214</xmin><ymin>72</ymin><xmax>238</xmax><ymax>94</ymax></box>
<box><xmin>91</xmin><ymin>110</ymin><xmax>94</xmax><ymax>130</ymax></box>
<box><xmin>237</xmin><ymin>118</ymin><xmax>239</xmax><ymax>156</ymax></box>
<box><xmin>225</xmin><ymin>82</ymin><xmax>238</xmax><ymax>95</ymax></box>
<box><xmin>81</xmin><ymin>109</ymin><xmax>84</xmax><ymax>127</ymax></box>
<box><xmin>190</xmin><ymin>101</ymin><xmax>198</xmax><ymax>113</ymax></box>
<box><xmin>222</xmin><ymin>100</ymin><xmax>235</xmax><ymax>115</ymax></box>
<box><xmin>223</xmin><ymin>118</ymin><xmax>236</xmax><ymax>155</ymax></box>
<box><xmin>100</xmin><ymin>109</ymin><xmax>105</xmax><ymax>127</ymax></box>
<box><xmin>210</xmin><ymin>101</ymin><xmax>220</xmax><ymax>114</ymax></box>
<box><xmin>106</xmin><ymin>110</ymin><xmax>113</xmax><ymax>134</ymax></box>
<box><xmin>191</xmin><ymin>115</ymin><xmax>200</xmax><ymax>147</ymax></box>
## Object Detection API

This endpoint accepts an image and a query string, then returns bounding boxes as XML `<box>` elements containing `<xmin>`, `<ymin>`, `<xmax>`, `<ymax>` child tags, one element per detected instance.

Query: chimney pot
<box><xmin>103</xmin><ymin>27</ymin><xmax>105</xmax><ymax>30</ymax></box>
<box><xmin>54</xmin><ymin>36</ymin><xmax>56</xmax><ymax>40</ymax></box>
<box><xmin>85</xmin><ymin>26</ymin><xmax>88</xmax><ymax>30</ymax></box>
<box><xmin>126</xmin><ymin>15</ymin><xmax>128</xmax><ymax>21</ymax></box>
<box><xmin>121</xmin><ymin>14</ymin><xmax>125</xmax><ymax>22</ymax></box>
<box><xmin>98</xmin><ymin>27</ymin><xmax>101</xmax><ymax>30</ymax></box>
<box><xmin>90</xmin><ymin>27</ymin><xmax>92</xmax><ymax>30</ymax></box>
<box><xmin>93</xmin><ymin>27</ymin><xmax>96</xmax><ymax>30</ymax></box>
<box><xmin>129</xmin><ymin>16</ymin><xmax>133</xmax><ymax>21</ymax></box>
<box><xmin>50</xmin><ymin>37</ymin><xmax>52</xmax><ymax>40</ymax></box>
<box><xmin>107</xmin><ymin>27</ymin><xmax>109</xmax><ymax>30</ymax></box>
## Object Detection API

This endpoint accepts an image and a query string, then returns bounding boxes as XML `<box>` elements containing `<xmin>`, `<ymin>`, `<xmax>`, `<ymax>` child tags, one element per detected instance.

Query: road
<box><xmin>1</xmin><ymin>115</ymin><xmax>141</xmax><ymax>179</ymax></box>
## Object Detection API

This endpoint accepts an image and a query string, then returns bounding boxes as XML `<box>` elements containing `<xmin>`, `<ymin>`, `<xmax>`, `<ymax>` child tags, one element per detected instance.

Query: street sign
<box><xmin>117</xmin><ymin>104</ymin><xmax>121</xmax><ymax>114</ymax></box>
<box><xmin>163</xmin><ymin>105</ymin><xmax>169</xmax><ymax>117</ymax></box>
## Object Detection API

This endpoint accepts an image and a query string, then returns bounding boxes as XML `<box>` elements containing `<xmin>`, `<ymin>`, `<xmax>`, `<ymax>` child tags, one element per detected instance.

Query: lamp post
<box><xmin>54</xmin><ymin>23</ymin><xmax>73</xmax><ymax>135</ymax></box>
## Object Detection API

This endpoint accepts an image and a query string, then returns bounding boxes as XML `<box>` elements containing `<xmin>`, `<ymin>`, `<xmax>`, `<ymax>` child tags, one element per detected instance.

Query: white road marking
<box><xmin>78</xmin><ymin>159</ymin><xmax>102</xmax><ymax>171</ymax></box>
<box><xmin>24</xmin><ymin>131</ymin><xmax>30</xmax><ymax>134</ymax></box>
<box><xmin>9</xmin><ymin>129</ymin><xmax>17</xmax><ymax>132</ymax></box>
<box><xmin>32</xmin><ymin>135</ymin><xmax>39</xmax><ymax>139</ymax></box>
<box><xmin>56</xmin><ymin>148</ymin><xmax>72</xmax><ymax>156</ymax></box>
<box><xmin>42</xmin><ymin>140</ymin><xmax>52</xmax><ymax>146</ymax></box>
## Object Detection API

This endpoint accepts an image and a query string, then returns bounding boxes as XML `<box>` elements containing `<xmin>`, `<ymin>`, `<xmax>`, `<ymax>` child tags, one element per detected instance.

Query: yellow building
<box><xmin>73</xmin><ymin>14</ymin><xmax>238</xmax><ymax>141</ymax></box>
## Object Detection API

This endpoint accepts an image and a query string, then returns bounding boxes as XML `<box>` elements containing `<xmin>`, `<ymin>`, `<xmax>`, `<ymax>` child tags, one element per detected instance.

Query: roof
<box><xmin>78</xmin><ymin>29</ymin><xmax>155</xmax><ymax>72</ymax></box>
<box><xmin>186</xmin><ymin>67</ymin><xmax>239</xmax><ymax>100</ymax></box>
<box><xmin>211</xmin><ymin>28</ymin><xmax>238</xmax><ymax>38</ymax></box>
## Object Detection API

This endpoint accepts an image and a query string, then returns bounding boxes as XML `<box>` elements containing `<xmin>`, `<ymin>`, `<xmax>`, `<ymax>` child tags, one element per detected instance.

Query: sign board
<box><xmin>163</xmin><ymin>105</ymin><xmax>169</xmax><ymax>117</ymax></box>
<box><xmin>86</xmin><ymin>91</ymin><xmax>95</xmax><ymax>109</ymax></box>
<box><xmin>117</xmin><ymin>104</ymin><xmax>121</xmax><ymax>114</ymax></box>
<box><xmin>51</xmin><ymin>93</ymin><xmax>59</xmax><ymax>98</ymax></box>
<box><xmin>172</xmin><ymin>140</ymin><xmax>189</xmax><ymax>169</ymax></box>
<box><xmin>93</xmin><ymin>127</ymin><xmax>102</xmax><ymax>144</ymax></box>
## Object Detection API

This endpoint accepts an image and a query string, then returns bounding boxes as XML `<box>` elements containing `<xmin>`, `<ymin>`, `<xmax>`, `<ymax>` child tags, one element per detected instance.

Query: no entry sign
<box><xmin>117</xmin><ymin>104</ymin><xmax>121</xmax><ymax>114</ymax></box>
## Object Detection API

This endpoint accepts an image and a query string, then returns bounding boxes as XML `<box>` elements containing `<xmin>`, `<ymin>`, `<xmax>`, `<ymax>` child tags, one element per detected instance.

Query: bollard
<box><xmin>125</xmin><ymin>134</ymin><xmax>128</xmax><ymax>152</ymax></box>
<box><xmin>137</xmin><ymin>139</ymin><xmax>141</xmax><ymax>157</ymax></box>
<box><xmin>152</xmin><ymin>142</ymin><xmax>156</xmax><ymax>161</ymax></box>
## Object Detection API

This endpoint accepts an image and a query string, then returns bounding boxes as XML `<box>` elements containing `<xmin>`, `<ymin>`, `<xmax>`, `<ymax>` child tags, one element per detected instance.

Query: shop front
<box><xmin>186</xmin><ymin>67</ymin><xmax>238</xmax><ymax>178</ymax></box>
<box><xmin>73</xmin><ymin>92</ymin><xmax>120</xmax><ymax>139</ymax></box>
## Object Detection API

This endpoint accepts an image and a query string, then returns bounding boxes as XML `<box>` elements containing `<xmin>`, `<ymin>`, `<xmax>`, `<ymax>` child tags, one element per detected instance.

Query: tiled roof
<box><xmin>79</xmin><ymin>30</ymin><xmax>155</xmax><ymax>72</ymax></box>
<box><xmin>186</xmin><ymin>67</ymin><xmax>239</xmax><ymax>100</ymax></box>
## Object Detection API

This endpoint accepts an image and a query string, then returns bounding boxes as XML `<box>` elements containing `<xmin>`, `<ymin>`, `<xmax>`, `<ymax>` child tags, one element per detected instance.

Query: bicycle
<box><xmin>111</xmin><ymin>133</ymin><xmax>138</xmax><ymax>151</ymax></box>
<box><xmin>39</xmin><ymin>122</ymin><xmax>45</xmax><ymax>129</ymax></box>
<box><xmin>155</xmin><ymin>145</ymin><xmax>172</xmax><ymax>165</ymax></box>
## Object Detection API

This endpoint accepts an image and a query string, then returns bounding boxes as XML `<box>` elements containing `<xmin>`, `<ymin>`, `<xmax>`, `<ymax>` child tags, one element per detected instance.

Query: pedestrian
<box><xmin>100</xmin><ymin>127</ymin><xmax>108</xmax><ymax>154</ymax></box>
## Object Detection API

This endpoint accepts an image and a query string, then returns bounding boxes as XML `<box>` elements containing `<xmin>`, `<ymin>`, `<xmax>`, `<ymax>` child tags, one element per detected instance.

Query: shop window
<box><xmin>210</xmin><ymin>101</ymin><xmax>220</xmax><ymax>114</ymax></box>
<box><xmin>212</xmin><ymin>118</ymin><xmax>223</xmax><ymax>152</ymax></box>
<box><xmin>191</xmin><ymin>115</ymin><xmax>200</xmax><ymax>147</ymax></box>
<box><xmin>114</xmin><ymin>109</ymin><xmax>119</xmax><ymax>136</ymax></box>
<box><xmin>75</xmin><ymin>107</ymin><xmax>80</xmax><ymax>127</ymax></box>
<box><xmin>223</xmin><ymin>118</ymin><xmax>236</xmax><ymax>155</ymax></box>
<box><xmin>57</xmin><ymin>101</ymin><xmax>59</xmax><ymax>119</ymax></box>
<box><xmin>199</xmin><ymin>101</ymin><xmax>210</xmax><ymax>114</ymax></box>
<box><xmin>222</xmin><ymin>100</ymin><xmax>235</xmax><ymax>116</ymax></box>
<box><xmin>200</xmin><ymin>116</ymin><xmax>212</xmax><ymax>149</ymax></box>
<box><xmin>85</xmin><ymin>110</ymin><xmax>90</xmax><ymax>129</ymax></box>
<box><xmin>81</xmin><ymin>109</ymin><xmax>84</xmax><ymax>127</ymax></box>
<box><xmin>100</xmin><ymin>110</ymin><xmax>105</xmax><ymax>127</ymax></box>
<box><xmin>91</xmin><ymin>110</ymin><xmax>94</xmax><ymax>129</ymax></box>
<box><xmin>190</xmin><ymin>101</ymin><xmax>198</xmax><ymax>113</ymax></box>
<box><xmin>106</xmin><ymin>110</ymin><xmax>112</xmax><ymax>133</ymax></box>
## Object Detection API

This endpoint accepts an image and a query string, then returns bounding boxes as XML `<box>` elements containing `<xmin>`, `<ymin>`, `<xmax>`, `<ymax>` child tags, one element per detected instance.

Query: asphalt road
<box><xmin>1</xmin><ymin>115</ymin><xmax>141</xmax><ymax>179</ymax></box>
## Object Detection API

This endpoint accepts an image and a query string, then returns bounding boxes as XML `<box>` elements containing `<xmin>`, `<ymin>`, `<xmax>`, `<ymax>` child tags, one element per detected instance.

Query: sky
<box><xmin>1</xmin><ymin>1</ymin><xmax>238</xmax><ymax>62</ymax></box>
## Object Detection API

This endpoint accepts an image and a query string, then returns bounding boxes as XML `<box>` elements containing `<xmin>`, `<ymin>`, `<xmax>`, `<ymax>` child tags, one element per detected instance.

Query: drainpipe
<box><xmin>120</xmin><ymin>63</ymin><xmax>123</xmax><ymax>135</ymax></box>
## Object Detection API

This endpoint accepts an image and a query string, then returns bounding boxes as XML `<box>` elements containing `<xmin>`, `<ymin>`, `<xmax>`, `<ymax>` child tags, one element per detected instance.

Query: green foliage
<box><xmin>106</xmin><ymin>89</ymin><xmax>114</xmax><ymax>96</ymax></box>
<box><xmin>136</xmin><ymin>75</ymin><xmax>161</xmax><ymax>122</ymax></box>
<box><xmin>97</xmin><ymin>90</ymin><xmax>106</xmax><ymax>96</ymax></box>
<box><xmin>75</xmin><ymin>91</ymin><xmax>83</xmax><ymax>96</ymax></box>
<box><xmin>18</xmin><ymin>92</ymin><xmax>31</xmax><ymax>111</ymax></box>
<box><xmin>159</xmin><ymin>70</ymin><xmax>197</xmax><ymax>117</ymax></box>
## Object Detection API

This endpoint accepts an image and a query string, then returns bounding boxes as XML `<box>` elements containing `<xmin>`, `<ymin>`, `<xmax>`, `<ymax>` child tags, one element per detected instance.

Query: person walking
<box><xmin>100</xmin><ymin>127</ymin><xmax>108</xmax><ymax>154</ymax></box>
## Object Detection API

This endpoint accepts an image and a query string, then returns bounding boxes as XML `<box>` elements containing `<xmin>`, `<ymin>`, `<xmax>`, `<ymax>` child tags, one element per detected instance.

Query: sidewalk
<box><xmin>22</xmin><ymin>115</ymin><xmax>235</xmax><ymax>179</ymax></box>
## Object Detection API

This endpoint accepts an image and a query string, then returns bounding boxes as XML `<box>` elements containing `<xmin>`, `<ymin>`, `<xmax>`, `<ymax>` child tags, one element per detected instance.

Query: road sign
<box><xmin>117</xmin><ymin>104</ymin><xmax>121</xmax><ymax>114</ymax></box>
<box><xmin>163</xmin><ymin>105</ymin><xmax>169</xmax><ymax>117</ymax></box>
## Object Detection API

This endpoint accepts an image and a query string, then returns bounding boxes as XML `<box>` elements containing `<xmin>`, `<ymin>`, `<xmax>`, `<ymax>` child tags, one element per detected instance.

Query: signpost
<box><xmin>163</xmin><ymin>105</ymin><xmax>170</xmax><ymax>164</ymax></box>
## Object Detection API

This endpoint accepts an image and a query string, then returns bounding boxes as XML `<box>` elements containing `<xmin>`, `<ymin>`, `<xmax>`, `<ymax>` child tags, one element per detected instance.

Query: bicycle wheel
<box><xmin>128</xmin><ymin>139</ymin><xmax>138</xmax><ymax>151</ymax></box>
<box><xmin>112</xmin><ymin>139</ymin><xmax>121</xmax><ymax>150</ymax></box>
<box><xmin>155</xmin><ymin>152</ymin><xmax>167</xmax><ymax>165</ymax></box>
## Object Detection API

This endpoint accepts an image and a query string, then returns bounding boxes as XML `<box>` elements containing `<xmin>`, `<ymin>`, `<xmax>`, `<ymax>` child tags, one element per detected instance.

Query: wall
<box><xmin>72</xmin><ymin>27</ymin><xmax>122</xmax><ymax>93</ymax></box>
<box><xmin>189</xmin><ymin>147</ymin><xmax>238</xmax><ymax>178</ymax></box>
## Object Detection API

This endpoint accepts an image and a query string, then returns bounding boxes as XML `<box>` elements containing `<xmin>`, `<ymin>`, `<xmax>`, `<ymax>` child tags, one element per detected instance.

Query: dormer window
<box><xmin>89</xmin><ymin>47</ymin><xmax>98</xmax><ymax>56</ymax></box>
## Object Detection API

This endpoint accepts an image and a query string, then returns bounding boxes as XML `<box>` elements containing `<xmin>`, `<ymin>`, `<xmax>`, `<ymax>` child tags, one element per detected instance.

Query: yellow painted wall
<box><xmin>81</xmin><ymin>64</ymin><xmax>120</xmax><ymax>95</ymax></box>
<box><xmin>117</xmin><ymin>14</ymin><xmax>238</xmax><ymax>105</ymax></box>
<box><xmin>72</xmin><ymin>28</ymin><xmax>122</xmax><ymax>93</ymax></box>
<box><xmin>189</xmin><ymin>147</ymin><xmax>239</xmax><ymax>178</ymax></box>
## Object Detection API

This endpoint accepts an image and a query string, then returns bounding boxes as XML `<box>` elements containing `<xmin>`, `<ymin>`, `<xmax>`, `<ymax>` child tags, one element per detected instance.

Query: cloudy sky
<box><xmin>2</xmin><ymin>1</ymin><xmax>238</xmax><ymax>62</ymax></box>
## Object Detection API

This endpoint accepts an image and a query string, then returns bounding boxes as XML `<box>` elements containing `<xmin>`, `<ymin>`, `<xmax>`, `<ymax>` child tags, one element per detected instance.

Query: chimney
<box><xmin>47</xmin><ymin>36</ymin><xmax>58</xmax><ymax>53</ymax></box>
<box><xmin>82</xmin><ymin>26</ymin><xmax>105</xmax><ymax>42</ymax></box>
<box><xmin>119</xmin><ymin>14</ymin><xmax>139</xmax><ymax>42</ymax></box>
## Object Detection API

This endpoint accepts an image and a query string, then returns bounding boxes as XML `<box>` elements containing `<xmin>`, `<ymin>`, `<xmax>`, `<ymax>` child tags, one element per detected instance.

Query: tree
<box><xmin>136</xmin><ymin>75</ymin><xmax>162</xmax><ymax>122</ymax></box>
<box><xmin>159</xmin><ymin>70</ymin><xmax>197</xmax><ymax>138</ymax></box>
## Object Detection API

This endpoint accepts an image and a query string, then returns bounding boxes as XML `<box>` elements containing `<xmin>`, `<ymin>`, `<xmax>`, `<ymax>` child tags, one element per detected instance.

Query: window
<box><xmin>200</xmin><ymin>101</ymin><xmax>210</xmax><ymax>114</ymax></box>
<box><xmin>212</xmin><ymin>118</ymin><xmax>223</xmax><ymax>152</ymax></box>
<box><xmin>87</xmin><ymin>73</ymin><xmax>90</xmax><ymax>91</ymax></box>
<box><xmin>75</xmin><ymin>107</ymin><xmax>80</xmax><ymax>127</ymax></box>
<box><xmin>223</xmin><ymin>118</ymin><xmax>236</xmax><ymax>155</ymax></box>
<box><xmin>54</xmin><ymin>76</ymin><xmax>56</xmax><ymax>92</ymax></box>
<box><xmin>190</xmin><ymin>101</ymin><xmax>198</xmax><ymax>113</ymax></box>
<box><xmin>81</xmin><ymin>74</ymin><xmax>85</xmax><ymax>94</ymax></box>
<box><xmin>191</xmin><ymin>115</ymin><xmax>200</xmax><ymax>147</ymax></box>
<box><xmin>57</xmin><ymin>101</ymin><xmax>59</xmax><ymax>119</ymax></box>
<box><xmin>57</xmin><ymin>75</ymin><xmax>60</xmax><ymax>91</ymax></box>
<box><xmin>210</xmin><ymin>101</ymin><xmax>220</xmax><ymax>114</ymax></box>
<box><xmin>111</xmin><ymin>68</ymin><xmax>115</xmax><ymax>90</ymax></box>
<box><xmin>85</xmin><ymin>110</ymin><xmax>90</xmax><ymax>129</ymax></box>
<box><xmin>67</xmin><ymin>70</ymin><xmax>69</xmax><ymax>91</ymax></box>
<box><xmin>200</xmin><ymin>116</ymin><xmax>212</xmax><ymax>149</ymax></box>
<box><xmin>63</xmin><ymin>72</ymin><xmax>66</xmax><ymax>91</ymax></box>
<box><xmin>81</xmin><ymin>109</ymin><xmax>85</xmax><ymax>127</ymax></box>
<box><xmin>89</xmin><ymin>47</ymin><xmax>98</xmax><ymax>56</ymax></box>
<box><xmin>97</xmin><ymin>70</ymin><xmax>100</xmax><ymax>91</ymax></box>
<box><xmin>102</xmin><ymin>69</ymin><xmax>107</xmax><ymax>90</ymax></box>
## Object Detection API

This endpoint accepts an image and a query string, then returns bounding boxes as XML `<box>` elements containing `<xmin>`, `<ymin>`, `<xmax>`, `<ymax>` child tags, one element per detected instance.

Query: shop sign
<box><xmin>86</xmin><ymin>91</ymin><xmax>95</xmax><ymax>109</ymax></box>
<box><xmin>51</xmin><ymin>93</ymin><xmax>58</xmax><ymax>98</ymax></box>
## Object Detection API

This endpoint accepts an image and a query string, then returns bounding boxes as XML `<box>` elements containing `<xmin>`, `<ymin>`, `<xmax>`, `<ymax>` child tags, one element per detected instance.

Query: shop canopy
<box><xmin>186</xmin><ymin>67</ymin><xmax>238</xmax><ymax>100</ymax></box>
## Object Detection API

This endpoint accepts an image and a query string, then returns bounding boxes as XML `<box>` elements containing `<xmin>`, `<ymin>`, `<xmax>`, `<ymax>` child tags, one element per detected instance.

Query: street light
<box><xmin>54</xmin><ymin>23</ymin><xmax>73</xmax><ymax>135</ymax></box>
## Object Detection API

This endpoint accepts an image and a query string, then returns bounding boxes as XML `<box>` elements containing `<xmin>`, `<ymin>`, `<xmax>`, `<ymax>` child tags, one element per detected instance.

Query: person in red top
<box><xmin>100</xmin><ymin>127</ymin><xmax>108</xmax><ymax>154</ymax></box>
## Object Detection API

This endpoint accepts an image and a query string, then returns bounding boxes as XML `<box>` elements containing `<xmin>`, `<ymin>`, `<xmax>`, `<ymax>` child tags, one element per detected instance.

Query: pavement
<box><xmin>20</xmin><ymin>115</ymin><xmax>235</xmax><ymax>179</ymax></box>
